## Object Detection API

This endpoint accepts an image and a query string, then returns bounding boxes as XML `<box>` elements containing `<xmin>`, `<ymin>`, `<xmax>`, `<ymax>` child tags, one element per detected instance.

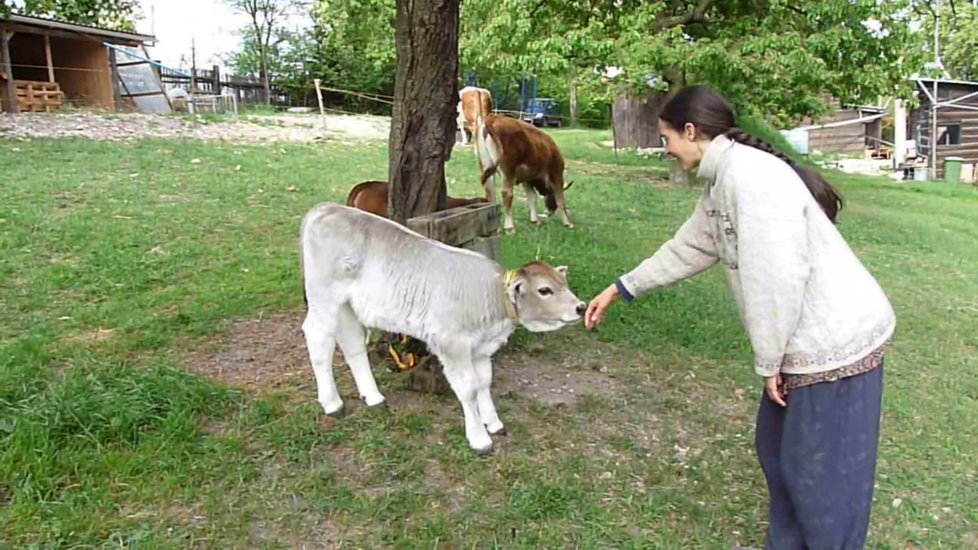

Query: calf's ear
<box><xmin>507</xmin><ymin>271</ymin><xmax>527</xmax><ymax>305</ymax></box>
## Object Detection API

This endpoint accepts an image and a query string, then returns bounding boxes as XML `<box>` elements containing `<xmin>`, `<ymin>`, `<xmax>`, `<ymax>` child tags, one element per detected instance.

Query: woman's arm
<box><xmin>616</xmin><ymin>196</ymin><xmax>719</xmax><ymax>301</ymax></box>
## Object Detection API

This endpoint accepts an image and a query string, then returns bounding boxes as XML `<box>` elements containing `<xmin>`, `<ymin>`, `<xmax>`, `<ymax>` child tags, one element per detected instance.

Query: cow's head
<box><xmin>506</xmin><ymin>260</ymin><xmax>585</xmax><ymax>332</ymax></box>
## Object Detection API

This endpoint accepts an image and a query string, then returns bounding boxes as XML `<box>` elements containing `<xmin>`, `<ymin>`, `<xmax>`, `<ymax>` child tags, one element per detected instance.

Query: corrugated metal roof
<box><xmin>1</xmin><ymin>13</ymin><xmax>155</xmax><ymax>44</ymax></box>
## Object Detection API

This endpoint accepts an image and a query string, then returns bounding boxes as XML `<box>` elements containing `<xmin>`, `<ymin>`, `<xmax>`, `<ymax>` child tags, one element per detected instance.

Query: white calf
<box><xmin>299</xmin><ymin>203</ymin><xmax>585</xmax><ymax>453</ymax></box>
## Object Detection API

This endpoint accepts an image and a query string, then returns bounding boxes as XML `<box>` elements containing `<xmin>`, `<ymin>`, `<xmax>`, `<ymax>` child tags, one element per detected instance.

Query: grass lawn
<box><xmin>1</xmin><ymin>128</ymin><xmax>976</xmax><ymax>548</ymax></box>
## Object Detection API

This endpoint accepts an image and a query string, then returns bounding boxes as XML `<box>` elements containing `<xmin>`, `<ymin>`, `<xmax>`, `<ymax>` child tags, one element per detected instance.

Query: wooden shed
<box><xmin>801</xmin><ymin>99</ymin><xmax>885</xmax><ymax>156</ymax></box>
<box><xmin>909</xmin><ymin>78</ymin><xmax>978</xmax><ymax>179</ymax></box>
<box><xmin>1</xmin><ymin>13</ymin><xmax>157</xmax><ymax>113</ymax></box>
<box><xmin>611</xmin><ymin>92</ymin><xmax>667</xmax><ymax>151</ymax></box>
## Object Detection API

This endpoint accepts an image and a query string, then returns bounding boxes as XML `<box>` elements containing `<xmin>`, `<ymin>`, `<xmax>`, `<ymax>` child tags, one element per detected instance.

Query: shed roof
<box><xmin>1</xmin><ymin>13</ymin><xmax>155</xmax><ymax>45</ymax></box>
<box><xmin>912</xmin><ymin>77</ymin><xmax>978</xmax><ymax>88</ymax></box>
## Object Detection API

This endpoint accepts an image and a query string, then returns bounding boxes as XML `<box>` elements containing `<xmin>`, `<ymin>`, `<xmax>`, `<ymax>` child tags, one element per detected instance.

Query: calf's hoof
<box><xmin>468</xmin><ymin>431</ymin><xmax>494</xmax><ymax>455</ymax></box>
<box><xmin>488</xmin><ymin>425</ymin><xmax>507</xmax><ymax>436</ymax></box>
<box><xmin>363</xmin><ymin>394</ymin><xmax>387</xmax><ymax>408</ymax></box>
<box><xmin>322</xmin><ymin>403</ymin><xmax>345</xmax><ymax>418</ymax></box>
<box><xmin>471</xmin><ymin>443</ymin><xmax>494</xmax><ymax>456</ymax></box>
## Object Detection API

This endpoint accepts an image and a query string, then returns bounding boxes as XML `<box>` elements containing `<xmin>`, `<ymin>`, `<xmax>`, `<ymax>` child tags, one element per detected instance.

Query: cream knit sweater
<box><xmin>617</xmin><ymin>135</ymin><xmax>896</xmax><ymax>377</ymax></box>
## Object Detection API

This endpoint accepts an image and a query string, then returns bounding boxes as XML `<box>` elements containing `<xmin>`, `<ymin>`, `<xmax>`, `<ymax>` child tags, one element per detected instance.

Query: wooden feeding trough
<box><xmin>384</xmin><ymin>202</ymin><xmax>501</xmax><ymax>394</ymax></box>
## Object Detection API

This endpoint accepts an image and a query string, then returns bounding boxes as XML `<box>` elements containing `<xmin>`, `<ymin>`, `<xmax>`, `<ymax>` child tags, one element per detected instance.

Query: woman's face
<box><xmin>658</xmin><ymin>119</ymin><xmax>705</xmax><ymax>171</ymax></box>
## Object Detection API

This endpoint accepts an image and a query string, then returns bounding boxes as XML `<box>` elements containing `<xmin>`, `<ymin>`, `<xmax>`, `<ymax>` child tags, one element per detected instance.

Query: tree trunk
<box><xmin>261</xmin><ymin>59</ymin><xmax>271</xmax><ymax>104</ymax></box>
<box><xmin>569</xmin><ymin>77</ymin><xmax>578</xmax><ymax>127</ymax></box>
<box><xmin>388</xmin><ymin>0</ymin><xmax>460</xmax><ymax>223</ymax></box>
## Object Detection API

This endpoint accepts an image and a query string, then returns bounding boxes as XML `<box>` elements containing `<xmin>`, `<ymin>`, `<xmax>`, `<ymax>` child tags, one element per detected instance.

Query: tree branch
<box><xmin>527</xmin><ymin>0</ymin><xmax>547</xmax><ymax>21</ymax></box>
<box><xmin>652</xmin><ymin>0</ymin><xmax>715</xmax><ymax>32</ymax></box>
<box><xmin>915</xmin><ymin>0</ymin><xmax>937</xmax><ymax>19</ymax></box>
<box><xmin>786</xmin><ymin>4</ymin><xmax>807</xmax><ymax>18</ymax></box>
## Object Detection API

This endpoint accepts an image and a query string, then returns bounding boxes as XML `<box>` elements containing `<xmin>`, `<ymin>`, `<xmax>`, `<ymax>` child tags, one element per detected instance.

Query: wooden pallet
<box><xmin>10</xmin><ymin>80</ymin><xmax>64</xmax><ymax>113</ymax></box>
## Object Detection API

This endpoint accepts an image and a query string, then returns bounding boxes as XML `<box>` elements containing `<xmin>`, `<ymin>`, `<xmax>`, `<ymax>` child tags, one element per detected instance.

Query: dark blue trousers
<box><xmin>755</xmin><ymin>364</ymin><xmax>884</xmax><ymax>550</ymax></box>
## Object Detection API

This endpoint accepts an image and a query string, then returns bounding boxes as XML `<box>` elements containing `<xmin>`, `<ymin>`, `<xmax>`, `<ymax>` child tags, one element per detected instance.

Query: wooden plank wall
<box><xmin>612</xmin><ymin>92</ymin><xmax>666</xmax><ymax>150</ymax></box>
<box><xmin>50</xmin><ymin>36</ymin><xmax>114</xmax><ymax>110</ymax></box>
<box><xmin>806</xmin><ymin>100</ymin><xmax>870</xmax><ymax>155</ymax></box>
<box><xmin>912</xmin><ymin>82</ymin><xmax>978</xmax><ymax>179</ymax></box>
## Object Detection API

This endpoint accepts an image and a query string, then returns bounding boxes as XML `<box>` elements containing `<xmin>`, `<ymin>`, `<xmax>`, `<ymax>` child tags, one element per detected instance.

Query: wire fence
<box><xmin>3</xmin><ymin>62</ymin><xmax>611</xmax><ymax>125</ymax></box>
<box><xmin>312</xmin><ymin>84</ymin><xmax>610</xmax><ymax>125</ymax></box>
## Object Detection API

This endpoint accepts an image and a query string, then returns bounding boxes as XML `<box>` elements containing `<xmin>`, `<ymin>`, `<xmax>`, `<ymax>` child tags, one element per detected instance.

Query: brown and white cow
<box><xmin>457</xmin><ymin>86</ymin><xmax>493</xmax><ymax>145</ymax></box>
<box><xmin>475</xmin><ymin>114</ymin><xmax>574</xmax><ymax>233</ymax></box>
<box><xmin>345</xmin><ymin>180</ymin><xmax>489</xmax><ymax>218</ymax></box>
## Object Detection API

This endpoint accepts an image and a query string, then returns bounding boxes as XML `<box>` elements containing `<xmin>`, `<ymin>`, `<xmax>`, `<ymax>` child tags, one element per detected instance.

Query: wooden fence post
<box><xmin>1</xmin><ymin>24</ymin><xmax>18</xmax><ymax>114</ymax></box>
<box><xmin>212</xmin><ymin>65</ymin><xmax>221</xmax><ymax>95</ymax></box>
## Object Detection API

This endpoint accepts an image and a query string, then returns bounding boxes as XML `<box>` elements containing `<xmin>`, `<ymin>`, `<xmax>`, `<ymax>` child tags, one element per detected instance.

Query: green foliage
<box><xmin>227</xmin><ymin>26</ymin><xmax>320</xmax><ymax>106</ymax></box>
<box><xmin>917</xmin><ymin>1</ymin><xmax>978</xmax><ymax>81</ymax></box>
<box><xmin>219</xmin><ymin>0</ymin><xmax>925</xmax><ymax>124</ymax></box>
<box><xmin>222</xmin><ymin>0</ymin><xmax>396</xmax><ymax>111</ymax></box>
<box><xmin>8</xmin><ymin>0</ymin><xmax>140</xmax><ymax>30</ymax></box>
<box><xmin>310</xmin><ymin>0</ymin><xmax>396</xmax><ymax>112</ymax></box>
<box><xmin>459</xmin><ymin>0</ymin><xmax>924</xmax><ymax>127</ymax></box>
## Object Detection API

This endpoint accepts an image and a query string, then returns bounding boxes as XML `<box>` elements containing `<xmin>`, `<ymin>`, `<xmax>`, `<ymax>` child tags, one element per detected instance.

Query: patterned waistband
<box><xmin>782</xmin><ymin>341</ymin><xmax>887</xmax><ymax>393</ymax></box>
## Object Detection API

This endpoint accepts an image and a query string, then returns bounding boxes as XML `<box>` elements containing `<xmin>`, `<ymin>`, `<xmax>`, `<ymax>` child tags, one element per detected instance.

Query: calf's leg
<box><xmin>302</xmin><ymin>304</ymin><xmax>344</xmax><ymax>416</ymax></box>
<box><xmin>335</xmin><ymin>303</ymin><xmax>385</xmax><ymax>407</ymax></box>
<box><xmin>437</xmin><ymin>342</ymin><xmax>493</xmax><ymax>453</ymax></box>
<box><xmin>474</xmin><ymin>355</ymin><xmax>505</xmax><ymax>435</ymax></box>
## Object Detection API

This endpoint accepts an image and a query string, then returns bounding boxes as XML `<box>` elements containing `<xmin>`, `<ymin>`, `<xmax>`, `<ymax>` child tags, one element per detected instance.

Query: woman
<box><xmin>585</xmin><ymin>85</ymin><xmax>895</xmax><ymax>549</ymax></box>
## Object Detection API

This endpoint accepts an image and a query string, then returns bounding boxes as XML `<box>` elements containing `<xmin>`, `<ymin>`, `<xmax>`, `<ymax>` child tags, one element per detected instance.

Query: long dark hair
<box><xmin>659</xmin><ymin>85</ymin><xmax>843</xmax><ymax>223</ymax></box>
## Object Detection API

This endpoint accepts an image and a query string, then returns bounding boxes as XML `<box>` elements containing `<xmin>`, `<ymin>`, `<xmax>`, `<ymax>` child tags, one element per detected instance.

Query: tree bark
<box><xmin>388</xmin><ymin>0</ymin><xmax>460</xmax><ymax>223</ymax></box>
<box><xmin>569</xmin><ymin>76</ymin><xmax>578</xmax><ymax>127</ymax></box>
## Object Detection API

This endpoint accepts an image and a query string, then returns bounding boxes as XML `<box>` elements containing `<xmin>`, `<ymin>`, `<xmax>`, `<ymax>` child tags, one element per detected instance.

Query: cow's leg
<box><xmin>301</xmin><ymin>303</ymin><xmax>344</xmax><ymax>416</ymax></box>
<box><xmin>502</xmin><ymin>174</ymin><xmax>516</xmax><ymax>233</ymax></box>
<box><xmin>335</xmin><ymin>303</ymin><xmax>385</xmax><ymax>407</ymax></box>
<box><xmin>554</xmin><ymin>187</ymin><xmax>574</xmax><ymax>228</ymax></box>
<box><xmin>437</xmin><ymin>343</ymin><xmax>493</xmax><ymax>453</ymax></box>
<box><xmin>522</xmin><ymin>182</ymin><xmax>540</xmax><ymax>224</ymax></box>
<box><xmin>480</xmin><ymin>169</ymin><xmax>497</xmax><ymax>204</ymax></box>
<box><xmin>473</xmin><ymin>355</ymin><xmax>505</xmax><ymax>436</ymax></box>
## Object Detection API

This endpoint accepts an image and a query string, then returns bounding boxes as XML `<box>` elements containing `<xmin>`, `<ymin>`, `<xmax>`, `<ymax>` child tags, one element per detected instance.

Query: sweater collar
<box><xmin>696</xmin><ymin>134</ymin><xmax>736</xmax><ymax>183</ymax></box>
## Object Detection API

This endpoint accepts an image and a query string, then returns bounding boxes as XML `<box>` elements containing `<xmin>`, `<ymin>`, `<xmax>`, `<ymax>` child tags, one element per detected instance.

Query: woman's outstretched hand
<box><xmin>585</xmin><ymin>284</ymin><xmax>620</xmax><ymax>330</ymax></box>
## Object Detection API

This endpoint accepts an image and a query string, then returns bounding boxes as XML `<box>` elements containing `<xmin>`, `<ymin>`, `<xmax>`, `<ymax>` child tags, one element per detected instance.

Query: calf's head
<box><xmin>506</xmin><ymin>260</ymin><xmax>586</xmax><ymax>332</ymax></box>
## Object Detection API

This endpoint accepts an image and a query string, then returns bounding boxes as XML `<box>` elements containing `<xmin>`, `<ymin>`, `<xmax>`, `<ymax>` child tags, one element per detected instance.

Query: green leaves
<box><xmin>216</xmin><ymin>0</ymin><xmax>927</xmax><ymax>126</ymax></box>
<box><xmin>917</xmin><ymin>1</ymin><xmax>978</xmax><ymax>81</ymax></box>
<box><xmin>459</xmin><ymin>0</ymin><xmax>923</xmax><ymax>126</ymax></box>
<box><xmin>12</xmin><ymin>0</ymin><xmax>140</xmax><ymax>31</ymax></box>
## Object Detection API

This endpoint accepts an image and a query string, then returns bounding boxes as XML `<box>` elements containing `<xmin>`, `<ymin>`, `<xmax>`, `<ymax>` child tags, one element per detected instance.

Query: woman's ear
<box><xmin>684</xmin><ymin>122</ymin><xmax>697</xmax><ymax>141</ymax></box>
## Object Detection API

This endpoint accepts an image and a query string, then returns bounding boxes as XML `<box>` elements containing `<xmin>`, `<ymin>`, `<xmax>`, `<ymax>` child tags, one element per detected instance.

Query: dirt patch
<box><xmin>0</xmin><ymin>112</ymin><xmax>390</xmax><ymax>144</ymax></box>
<box><xmin>184</xmin><ymin>312</ymin><xmax>310</xmax><ymax>393</ymax></box>
<box><xmin>491</xmin><ymin>345</ymin><xmax>623</xmax><ymax>406</ymax></box>
<box><xmin>182</xmin><ymin>311</ymin><xmax>624</xmax><ymax>408</ymax></box>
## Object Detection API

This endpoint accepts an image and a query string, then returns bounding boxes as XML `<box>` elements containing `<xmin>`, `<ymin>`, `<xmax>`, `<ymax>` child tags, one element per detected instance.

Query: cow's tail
<box><xmin>475</xmin><ymin>115</ymin><xmax>499</xmax><ymax>184</ymax></box>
